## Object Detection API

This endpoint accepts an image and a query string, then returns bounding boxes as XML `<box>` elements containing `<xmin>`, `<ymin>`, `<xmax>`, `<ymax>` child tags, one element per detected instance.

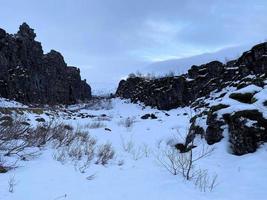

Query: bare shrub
<box><xmin>194</xmin><ymin>169</ymin><xmax>218</xmax><ymax>192</ymax></box>
<box><xmin>121</xmin><ymin>136</ymin><xmax>150</xmax><ymax>160</ymax></box>
<box><xmin>119</xmin><ymin>117</ymin><xmax>135</xmax><ymax>129</ymax></box>
<box><xmin>142</xmin><ymin>144</ymin><xmax>151</xmax><ymax>158</ymax></box>
<box><xmin>53</xmin><ymin>129</ymin><xmax>97</xmax><ymax>169</ymax></box>
<box><xmin>120</xmin><ymin>136</ymin><xmax>134</xmax><ymax>153</ymax></box>
<box><xmin>0</xmin><ymin>115</ymin><xmax>115</xmax><ymax>172</ymax></box>
<box><xmin>156</xmin><ymin>147</ymin><xmax>182</xmax><ymax>175</ymax></box>
<box><xmin>156</xmin><ymin>134</ymin><xmax>218</xmax><ymax>192</ymax></box>
<box><xmin>0</xmin><ymin>116</ymin><xmax>40</xmax><ymax>159</ymax></box>
<box><xmin>131</xmin><ymin>146</ymin><xmax>144</xmax><ymax>160</ymax></box>
<box><xmin>25</xmin><ymin>120</ymin><xmax>75</xmax><ymax>149</ymax></box>
<box><xmin>94</xmin><ymin>115</ymin><xmax>112</xmax><ymax>122</ymax></box>
<box><xmin>0</xmin><ymin>119</ymin><xmax>99</xmax><ymax>170</ymax></box>
<box><xmin>8</xmin><ymin>175</ymin><xmax>17</xmax><ymax>193</ymax></box>
<box><xmin>85</xmin><ymin>121</ymin><xmax>106</xmax><ymax>129</ymax></box>
<box><xmin>95</xmin><ymin>143</ymin><xmax>115</xmax><ymax>165</ymax></box>
<box><xmin>53</xmin><ymin>149</ymin><xmax>67</xmax><ymax>164</ymax></box>
<box><xmin>156</xmin><ymin>140</ymin><xmax>215</xmax><ymax>180</ymax></box>
<box><xmin>67</xmin><ymin>131</ymin><xmax>96</xmax><ymax>162</ymax></box>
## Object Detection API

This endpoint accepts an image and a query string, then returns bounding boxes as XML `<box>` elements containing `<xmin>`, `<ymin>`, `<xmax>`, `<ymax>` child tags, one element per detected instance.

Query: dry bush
<box><xmin>156</xmin><ymin>134</ymin><xmax>218</xmax><ymax>192</ymax></box>
<box><xmin>156</xmin><ymin>141</ymin><xmax>214</xmax><ymax>180</ymax></box>
<box><xmin>142</xmin><ymin>144</ymin><xmax>151</xmax><ymax>158</ymax></box>
<box><xmin>118</xmin><ymin>117</ymin><xmax>135</xmax><ymax>129</ymax></box>
<box><xmin>0</xmin><ymin>115</ymin><xmax>116</xmax><ymax>173</ymax></box>
<box><xmin>0</xmin><ymin>117</ymin><xmax>74</xmax><ymax>163</ymax></box>
<box><xmin>131</xmin><ymin>146</ymin><xmax>144</xmax><ymax>160</ymax></box>
<box><xmin>53</xmin><ymin>129</ymin><xmax>97</xmax><ymax>170</ymax></box>
<box><xmin>193</xmin><ymin>169</ymin><xmax>218</xmax><ymax>192</ymax></box>
<box><xmin>95</xmin><ymin>143</ymin><xmax>115</xmax><ymax>165</ymax></box>
<box><xmin>8</xmin><ymin>175</ymin><xmax>17</xmax><ymax>193</ymax></box>
<box><xmin>121</xmin><ymin>135</ymin><xmax>134</xmax><ymax>153</ymax></box>
<box><xmin>156</xmin><ymin>129</ymin><xmax>218</xmax><ymax>191</ymax></box>
<box><xmin>85</xmin><ymin>121</ymin><xmax>106</xmax><ymax>129</ymax></box>
<box><xmin>121</xmin><ymin>136</ymin><xmax>150</xmax><ymax>160</ymax></box>
<box><xmin>0</xmin><ymin>116</ymin><xmax>39</xmax><ymax>159</ymax></box>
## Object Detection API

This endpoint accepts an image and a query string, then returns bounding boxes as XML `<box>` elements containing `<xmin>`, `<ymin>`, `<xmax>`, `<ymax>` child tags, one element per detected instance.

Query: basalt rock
<box><xmin>189</xmin><ymin>105</ymin><xmax>267</xmax><ymax>155</ymax></box>
<box><xmin>0</xmin><ymin>23</ymin><xmax>91</xmax><ymax>105</ymax></box>
<box><xmin>205</xmin><ymin>113</ymin><xmax>224</xmax><ymax>145</ymax></box>
<box><xmin>116</xmin><ymin>42</ymin><xmax>267</xmax><ymax>110</ymax></box>
<box><xmin>224</xmin><ymin>110</ymin><xmax>267</xmax><ymax>155</ymax></box>
<box><xmin>141</xmin><ymin>113</ymin><xmax>157</xmax><ymax>119</ymax></box>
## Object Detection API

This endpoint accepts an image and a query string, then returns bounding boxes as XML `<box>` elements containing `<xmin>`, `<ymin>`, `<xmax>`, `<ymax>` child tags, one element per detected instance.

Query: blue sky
<box><xmin>1</xmin><ymin>0</ymin><xmax>267</xmax><ymax>91</ymax></box>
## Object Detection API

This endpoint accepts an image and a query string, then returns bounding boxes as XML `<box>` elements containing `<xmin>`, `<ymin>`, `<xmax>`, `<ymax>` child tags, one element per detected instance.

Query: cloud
<box><xmin>1</xmin><ymin>0</ymin><xmax>267</xmax><ymax>90</ymax></box>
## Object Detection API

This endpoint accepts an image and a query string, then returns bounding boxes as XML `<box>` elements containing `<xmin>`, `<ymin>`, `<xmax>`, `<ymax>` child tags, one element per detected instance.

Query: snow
<box><xmin>0</xmin><ymin>98</ymin><xmax>28</xmax><ymax>108</ymax></box>
<box><xmin>229</xmin><ymin>84</ymin><xmax>262</xmax><ymax>94</ymax></box>
<box><xmin>1</xmin><ymin>98</ymin><xmax>267</xmax><ymax>200</ymax></box>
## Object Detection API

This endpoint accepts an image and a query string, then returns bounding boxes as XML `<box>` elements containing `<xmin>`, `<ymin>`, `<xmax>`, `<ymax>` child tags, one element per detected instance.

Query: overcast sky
<box><xmin>1</xmin><ymin>0</ymin><xmax>267</xmax><ymax>92</ymax></box>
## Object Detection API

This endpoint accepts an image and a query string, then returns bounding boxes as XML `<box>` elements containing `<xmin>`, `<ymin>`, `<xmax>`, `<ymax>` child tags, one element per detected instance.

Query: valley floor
<box><xmin>0</xmin><ymin>98</ymin><xmax>267</xmax><ymax>200</ymax></box>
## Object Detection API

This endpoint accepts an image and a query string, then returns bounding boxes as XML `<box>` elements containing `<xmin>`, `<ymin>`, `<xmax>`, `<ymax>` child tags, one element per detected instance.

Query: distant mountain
<box><xmin>146</xmin><ymin>44</ymin><xmax>254</xmax><ymax>75</ymax></box>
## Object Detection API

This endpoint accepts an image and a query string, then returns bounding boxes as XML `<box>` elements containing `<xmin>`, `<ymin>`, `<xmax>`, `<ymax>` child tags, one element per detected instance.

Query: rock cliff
<box><xmin>0</xmin><ymin>23</ymin><xmax>91</xmax><ymax>105</ymax></box>
<box><xmin>116</xmin><ymin>42</ymin><xmax>267</xmax><ymax>110</ymax></box>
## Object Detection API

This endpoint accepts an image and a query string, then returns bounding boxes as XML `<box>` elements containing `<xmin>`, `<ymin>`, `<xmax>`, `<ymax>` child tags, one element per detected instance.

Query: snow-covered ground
<box><xmin>0</xmin><ymin>98</ymin><xmax>267</xmax><ymax>200</ymax></box>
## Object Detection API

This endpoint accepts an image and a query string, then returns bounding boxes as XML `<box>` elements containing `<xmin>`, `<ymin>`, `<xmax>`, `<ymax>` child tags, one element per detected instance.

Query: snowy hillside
<box><xmin>0</xmin><ymin>97</ymin><xmax>266</xmax><ymax>200</ymax></box>
<box><xmin>146</xmin><ymin>44</ymin><xmax>253</xmax><ymax>75</ymax></box>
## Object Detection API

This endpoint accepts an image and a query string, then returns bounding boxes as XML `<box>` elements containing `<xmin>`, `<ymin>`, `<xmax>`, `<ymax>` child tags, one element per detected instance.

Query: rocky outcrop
<box><xmin>224</xmin><ymin>110</ymin><xmax>267</xmax><ymax>155</ymax></box>
<box><xmin>116</xmin><ymin>76</ymin><xmax>189</xmax><ymax>110</ymax></box>
<box><xmin>0</xmin><ymin>23</ymin><xmax>91</xmax><ymax>105</ymax></box>
<box><xmin>116</xmin><ymin>42</ymin><xmax>267</xmax><ymax>110</ymax></box>
<box><xmin>116</xmin><ymin>42</ymin><xmax>267</xmax><ymax>156</ymax></box>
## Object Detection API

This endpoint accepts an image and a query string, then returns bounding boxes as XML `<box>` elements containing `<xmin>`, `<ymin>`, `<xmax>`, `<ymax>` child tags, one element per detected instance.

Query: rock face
<box><xmin>116</xmin><ymin>76</ymin><xmax>189</xmax><ymax>110</ymax></box>
<box><xmin>116</xmin><ymin>42</ymin><xmax>267</xmax><ymax>110</ymax></box>
<box><xmin>0</xmin><ymin>23</ymin><xmax>91</xmax><ymax>105</ymax></box>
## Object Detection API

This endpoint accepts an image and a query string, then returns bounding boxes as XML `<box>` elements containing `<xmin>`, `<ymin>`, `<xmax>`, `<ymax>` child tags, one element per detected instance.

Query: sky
<box><xmin>1</xmin><ymin>0</ymin><xmax>267</xmax><ymax>92</ymax></box>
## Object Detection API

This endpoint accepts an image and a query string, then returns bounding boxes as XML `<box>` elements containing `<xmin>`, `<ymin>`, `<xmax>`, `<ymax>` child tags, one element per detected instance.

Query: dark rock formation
<box><xmin>174</xmin><ymin>143</ymin><xmax>196</xmax><ymax>153</ymax></box>
<box><xmin>225</xmin><ymin>110</ymin><xmax>267</xmax><ymax>155</ymax></box>
<box><xmin>116</xmin><ymin>42</ymin><xmax>267</xmax><ymax>110</ymax></box>
<box><xmin>116</xmin><ymin>76</ymin><xmax>189</xmax><ymax>110</ymax></box>
<box><xmin>205</xmin><ymin>113</ymin><xmax>224</xmax><ymax>145</ymax></box>
<box><xmin>141</xmin><ymin>113</ymin><xmax>157</xmax><ymax>119</ymax></box>
<box><xmin>0</xmin><ymin>23</ymin><xmax>91</xmax><ymax>105</ymax></box>
<box><xmin>116</xmin><ymin>41</ymin><xmax>267</xmax><ymax>156</ymax></box>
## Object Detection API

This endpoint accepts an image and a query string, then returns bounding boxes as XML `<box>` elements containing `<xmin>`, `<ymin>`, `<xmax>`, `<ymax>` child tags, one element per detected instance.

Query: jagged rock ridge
<box><xmin>0</xmin><ymin>23</ymin><xmax>91</xmax><ymax>105</ymax></box>
<box><xmin>116</xmin><ymin>42</ymin><xmax>267</xmax><ymax>155</ymax></box>
<box><xmin>116</xmin><ymin>42</ymin><xmax>267</xmax><ymax>110</ymax></box>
